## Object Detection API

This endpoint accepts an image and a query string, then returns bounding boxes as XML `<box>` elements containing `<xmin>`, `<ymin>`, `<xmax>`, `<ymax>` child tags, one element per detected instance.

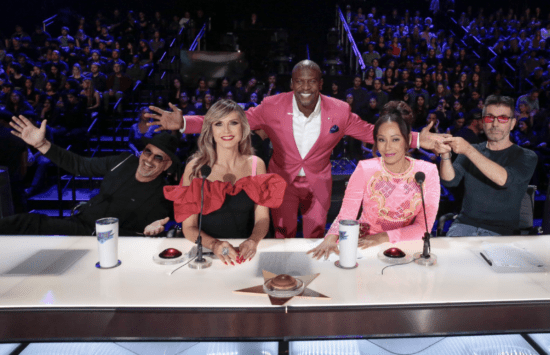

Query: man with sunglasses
<box><xmin>434</xmin><ymin>95</ymin><xmax>538</xmax><ymax>236</ymax></box>
<box><xmin>0</xmin><ymin>115</ymin><xmax>180</xmax><ymax>236</ymax></box>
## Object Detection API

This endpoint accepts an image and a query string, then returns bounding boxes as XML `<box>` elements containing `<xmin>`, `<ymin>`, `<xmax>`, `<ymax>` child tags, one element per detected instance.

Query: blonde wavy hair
<box><xmin>188</xmin><ymin>99</ymin><xmax>253</xmax><ymax>179</ymax></box>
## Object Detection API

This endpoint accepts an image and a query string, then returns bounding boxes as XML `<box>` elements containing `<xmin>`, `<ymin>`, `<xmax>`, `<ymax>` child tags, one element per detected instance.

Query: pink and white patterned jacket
<box><xmin>327</xmin><ymin>157</ymin><xmax>440</xmax><ymax>243</ymax></box>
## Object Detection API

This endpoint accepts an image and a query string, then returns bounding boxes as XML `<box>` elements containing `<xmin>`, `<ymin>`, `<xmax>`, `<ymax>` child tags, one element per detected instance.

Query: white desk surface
<box><xmin>1</xmin><ymin>236</ymin><xmax>550</xmax><ymax>309</ymax></box>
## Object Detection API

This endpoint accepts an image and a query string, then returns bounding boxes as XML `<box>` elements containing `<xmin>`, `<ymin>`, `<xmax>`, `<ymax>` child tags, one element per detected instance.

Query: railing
<box><xmin>335</xmin><ymin>6</ymin><xmax>366</xmax><ymax>75</ymax></box>
<box><xmin>42</xmin><ymin>14</ymin><xmax>57</xmax><ymax>32</ymax></box>
<box><xmin>131</xmin><ymin>80</ymin><xmax>142</xmax><ymax>109</ymax></box>
<box><xmin>189</xmin><ymin>23</ymin><xmax>207</xmax><ymax>51</ymax></box>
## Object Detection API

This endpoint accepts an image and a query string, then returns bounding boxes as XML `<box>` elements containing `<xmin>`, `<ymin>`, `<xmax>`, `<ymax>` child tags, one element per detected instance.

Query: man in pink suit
<box><xmin>147</xmin><ymin>60</ymin><xmax>438</xmax><ymax>238</ymax></box>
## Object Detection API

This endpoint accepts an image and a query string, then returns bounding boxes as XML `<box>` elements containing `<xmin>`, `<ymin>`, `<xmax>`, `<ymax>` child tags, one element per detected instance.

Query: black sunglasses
<box><xmin>142</xmin><ymin>148</ymin><xmax>169</xmax><ymax>163</ymax></box>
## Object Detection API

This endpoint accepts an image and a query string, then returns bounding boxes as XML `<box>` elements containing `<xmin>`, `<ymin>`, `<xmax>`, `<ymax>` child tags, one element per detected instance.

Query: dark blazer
<box><xmin>44</xmin><ymin>144</ymin><xmax>173</xmax><ymax>235</ymax></box>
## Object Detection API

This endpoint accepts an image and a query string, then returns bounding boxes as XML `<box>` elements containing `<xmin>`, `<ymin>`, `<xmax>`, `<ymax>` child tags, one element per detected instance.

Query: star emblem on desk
<box><xmin>234</xmin><ymin>270</ymin><xmax>330</xmax><ymax>306</ymax></box>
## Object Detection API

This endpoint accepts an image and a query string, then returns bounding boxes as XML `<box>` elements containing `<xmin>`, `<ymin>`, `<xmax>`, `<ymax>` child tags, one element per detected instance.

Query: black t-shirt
<box><xmin>442</xmin><ymin>143</ymin><xmax>538</xmax><ymax>235</ymax></box>
<box><xmin>78</xmin><ymin>176</ymin><xmax>164</xmax><ymax>233</ymax></box>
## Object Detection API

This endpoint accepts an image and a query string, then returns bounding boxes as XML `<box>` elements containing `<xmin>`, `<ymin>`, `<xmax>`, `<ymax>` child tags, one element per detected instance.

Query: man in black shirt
<box><xmin>0</xmin><ymin>116</ymin><xmax>180</xmax><ymax>236</ymax></box>
<box><xmin>434</xmin><ymin>95</ymin><xmax>538</xmax><ymax>236</ymax></box>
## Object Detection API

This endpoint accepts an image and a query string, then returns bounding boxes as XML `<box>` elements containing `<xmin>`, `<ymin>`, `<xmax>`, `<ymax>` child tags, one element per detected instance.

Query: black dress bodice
<box><xmin>201</xmin><ymin>190</ymin><xmax>255</xmax><ymax>239</ymax></box>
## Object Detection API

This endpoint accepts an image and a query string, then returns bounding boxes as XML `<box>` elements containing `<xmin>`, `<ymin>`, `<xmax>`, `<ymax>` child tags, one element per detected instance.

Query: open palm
<box><xmin>9</xmin><ymin>115</ymin><xmax>46</xmax><ymax>147</ymax></box>
<box><xmin>144</xmin><ymin>103</ymin><xmax>184</xmax><ymax>131</ymax></box>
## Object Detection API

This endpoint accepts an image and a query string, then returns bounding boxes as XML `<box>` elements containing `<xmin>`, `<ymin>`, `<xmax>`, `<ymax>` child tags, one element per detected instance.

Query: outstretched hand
<box><xmin>10</xmin><ymin>115</ymin><xmax>47</xmax><ymax>148</ymax></box>
<box><xmin>144</xmin><ymin>102</ymin><xmax>185</xmax><ymax>132</ymax></box>
<box><xmin>441</xmin><ymin>137</ymin><xmax>472</xmax><ymax>155</ymax></box>
<box><xmin>307</xmin><ymin>235</ymin><xmax>339</xmax><ymax>260</ymax></box>
<box><xmin>433</xmin><ymin>140</ymin><xmax>452</xmax><ymax>156</ymax></box>
<box><xmin>143</xmin><ymin>217</ymin><xmax>170</xmax><ymax>236</ymax></box>
<box><xmin>419</xmin><ymin>121</ymin><xmax>451</xmax><ymax>150</ymax></box>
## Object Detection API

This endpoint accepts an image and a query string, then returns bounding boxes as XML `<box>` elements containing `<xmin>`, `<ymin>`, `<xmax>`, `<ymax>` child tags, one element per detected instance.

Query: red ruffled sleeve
<box><xmin>163</xmin><ymin>174</ymin><xmax>287</xmax><ymax>223</ymax></box>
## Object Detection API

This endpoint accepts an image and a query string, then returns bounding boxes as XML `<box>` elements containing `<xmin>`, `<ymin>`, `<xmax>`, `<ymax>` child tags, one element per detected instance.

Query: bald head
<box><xmin>291</xmin><ymin>60</ymin><xmax>323</xmax><ymax>116</ymax></box>
<box><xmin>292</xmin><ymin>60</ymin><xmax>322</xmax><ymax>78</ymax></box>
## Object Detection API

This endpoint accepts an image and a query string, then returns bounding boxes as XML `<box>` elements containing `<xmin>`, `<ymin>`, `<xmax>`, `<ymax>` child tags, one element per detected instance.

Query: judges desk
<box><xmin>1</xmin><ymin>236</ymin><xmax>550</xmax><ymax>343</ymax></box>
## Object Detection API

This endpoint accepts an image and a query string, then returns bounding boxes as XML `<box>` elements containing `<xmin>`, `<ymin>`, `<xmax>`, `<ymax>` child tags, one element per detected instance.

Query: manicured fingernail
<box><xmin>224</xmin><ymin>262</ymin><xmax>227</xmax><ymax>265</ymax></box>
<box><xmin>231</xmin><ymin>262</ymin><xmax>235</xmax><ymax>266</ymax></box>
<box><xmin>249</xmin><ymin>258</ymin><xmax>252</xmax><ymax>261</ymax></box>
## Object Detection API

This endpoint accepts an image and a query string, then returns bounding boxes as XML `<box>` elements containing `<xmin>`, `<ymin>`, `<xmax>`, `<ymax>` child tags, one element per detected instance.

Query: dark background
<box><xmin>2</xmin><ymin>0</ymin><xmax>545</xmax><ymax>64</ymax></box>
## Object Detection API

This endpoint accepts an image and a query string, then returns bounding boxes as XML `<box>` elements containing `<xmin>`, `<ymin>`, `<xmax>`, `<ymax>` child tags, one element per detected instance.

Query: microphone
<box><xmin>414</xmin><ymin>171</ymin><xmax>425</xmax><ymax>184</ymax></box>
<box><xmin>413</xmin><ymin>171</ymin><xmax>437</xmax><ymax>266</ymax></box>
<box><xmin>200</xmin><ymin>165</ymin><xmax>212</xmax><ymax>179</ymax></box>
<box><xmin>189</xmin><ymin>165</ymin><xmax>213</xmax><ymax>269</ymax></box>
<box><xmin>414</xmin><ymin>172</ymin><xmax>429</xmax><ymax>237</ymax></box>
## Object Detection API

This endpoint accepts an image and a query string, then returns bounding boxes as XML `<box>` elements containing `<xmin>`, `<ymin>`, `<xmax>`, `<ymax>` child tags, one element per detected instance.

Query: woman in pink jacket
<box><xmin>309</xmin><ymin>110</ymin><xmax>440</xmax><ymax>259</ymax></box>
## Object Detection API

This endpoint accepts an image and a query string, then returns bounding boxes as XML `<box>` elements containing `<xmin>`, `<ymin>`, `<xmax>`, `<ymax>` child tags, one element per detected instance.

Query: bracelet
<box><xmin>441</xmin><ymin>156</ymin><xmax>451</xmax><ymax>161</ymax></box>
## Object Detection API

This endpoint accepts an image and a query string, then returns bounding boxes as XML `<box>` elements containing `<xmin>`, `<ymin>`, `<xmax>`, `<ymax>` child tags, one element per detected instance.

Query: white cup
<box><xmin>96</xmin><ymin>217</ymin><xmax>119</xmax><ymax>268</ymax></box>
<box><xmin>338</xmin><ymin>220</ymin><xmax>359</xmax><ymax>268</ymax></box>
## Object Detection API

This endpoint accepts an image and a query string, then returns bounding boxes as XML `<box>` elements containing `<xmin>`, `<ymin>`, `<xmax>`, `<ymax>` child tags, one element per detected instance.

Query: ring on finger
<box><xmin>221</xmin><ymin>247</ymin><xmax>229</xmax><ymax>256</ymax></box>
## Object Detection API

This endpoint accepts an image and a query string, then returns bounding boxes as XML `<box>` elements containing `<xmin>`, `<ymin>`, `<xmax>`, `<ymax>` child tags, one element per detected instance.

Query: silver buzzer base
<box><xmin>263</xmin><ymin>278</ymin><xmax>305</xmax><ymax>298</ymax></box>
<box><xmin>189</xmin><ymin>256</ymin><xmax>213</xmax><ymax>269</ymax></box>
<box><xmin>413</xmin><ymin>252</ymin><xmax>437</xmax><ymax>266</ymax></box>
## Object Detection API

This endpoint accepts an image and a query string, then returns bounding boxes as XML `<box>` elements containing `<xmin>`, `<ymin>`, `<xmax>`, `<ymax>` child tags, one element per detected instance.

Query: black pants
<box><xmin>0</xmin><ymin>213</ymin><xmax>93</xmax><ymax>236</ymax></box>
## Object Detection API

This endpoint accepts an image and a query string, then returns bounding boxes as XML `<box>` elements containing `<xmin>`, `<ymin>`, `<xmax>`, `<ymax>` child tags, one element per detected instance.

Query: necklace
<box><xmin>382</xmin><ymin>157</ymin><xmax>411</xmax><ymax>175</ymax></box>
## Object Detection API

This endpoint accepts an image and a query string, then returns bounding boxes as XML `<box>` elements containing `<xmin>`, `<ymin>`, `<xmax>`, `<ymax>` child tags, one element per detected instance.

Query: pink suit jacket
<box><xmin>185</xmin><ymin>92</ymin><xmax>419</xmax><ymax>208</ymax></box>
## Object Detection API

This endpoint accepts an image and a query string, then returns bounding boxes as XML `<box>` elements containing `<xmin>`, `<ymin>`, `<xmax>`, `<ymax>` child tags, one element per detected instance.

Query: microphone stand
<box><xmin>189</xmin><ymin>169</ymin><xmax>213</xmax><ymax>269</ymax></box>
<box><xmin>413</xmin><ymin>176</ymin><xmax>437</xmax><ymax>266</ymax></box>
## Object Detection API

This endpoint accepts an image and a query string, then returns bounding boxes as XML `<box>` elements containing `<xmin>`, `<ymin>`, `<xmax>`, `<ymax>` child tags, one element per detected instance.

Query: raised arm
<box><xmin>344</xmin><ymin>111</ymin><xmax>421</xmax><ymax>148</ymax></box>
<box><xmin>433</xmin><ymin>140</ymin><xmax>459</xmax><ymax>184</ymax></box>
<box><xmin>145</xmin><ymin>101</ymin><xmax>266</xmax><ymax>134</ymax></box>
<box><xmin>10</xmin><ymin>115</ymin><xmax>126</xmax><ymax>177</ymax></box>
<box><xmin>145</xmin><ymin>103</ymin><xmax>203</xmax><ymax>133</ymax></box>
<box><xmin>10</xmin><ymin>115</ymin><xmax>50</xmax><ymax>154</ymax></box>
<box><xmin>443</xmin><ymin>137</ymin><xmax>509</xmax><ymax>186</ymax></box>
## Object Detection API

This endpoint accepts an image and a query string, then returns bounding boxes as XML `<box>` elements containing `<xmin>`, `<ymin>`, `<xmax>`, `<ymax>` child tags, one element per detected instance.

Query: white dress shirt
<box><xmin>292</xmin><ymin>95</ymin><xmax>322</xmax><ymax>176</ymax></box>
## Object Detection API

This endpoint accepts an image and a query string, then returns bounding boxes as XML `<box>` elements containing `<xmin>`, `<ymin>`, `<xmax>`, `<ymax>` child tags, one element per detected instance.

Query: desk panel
<box><xmin>1</xmin><ymin>236</ymin><xmax>550</xmax><ymax>341</ymax></box>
